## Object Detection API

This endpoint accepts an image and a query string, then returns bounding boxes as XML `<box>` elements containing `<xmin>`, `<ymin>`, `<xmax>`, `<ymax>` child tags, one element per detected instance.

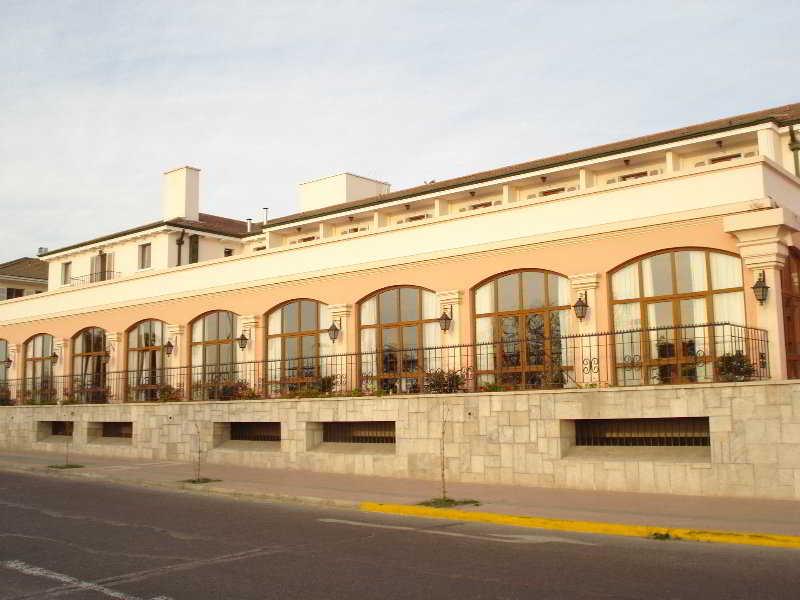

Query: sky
<box><xmin>1</xmin><ymin>0</ymin><xmax>799</xmax><ymax>262</ymax></box>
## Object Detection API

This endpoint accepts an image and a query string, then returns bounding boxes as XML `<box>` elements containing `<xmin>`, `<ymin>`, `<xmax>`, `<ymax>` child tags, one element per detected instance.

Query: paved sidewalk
<box><xmin>0</xmin><ymin>449</ymin><xmax>798</xmax><ymax>536</ymax></box>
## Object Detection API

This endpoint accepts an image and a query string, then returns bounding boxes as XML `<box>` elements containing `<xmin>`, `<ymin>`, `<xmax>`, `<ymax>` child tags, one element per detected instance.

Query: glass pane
<box><xmin>474</xmin><ymin>282</ymin><xmax>495</xmax><ymax>314</ymax></box>
<box><xmin>647</xmin><ymin>301</ymin><xmax>675</xmax><ymax>360</ymax></box>
<box><xmin>360</xmin><ymin>298</ymin><xmax>377</xmax><ymax>326</ymax></box>
<box><xmin>400</xmin><ymin>288</ymin><xmax>420</xmax><ymax>322</ymax></box>
<box><xmin>497</xmin><ymin>274</ymin><xmax>519</xmax><ymax>312</ymax></box>
<box><xmin>382</xmin><ymin>327</ymin><xmax>400</xmax><ymax>351</ymax></box>
<box><xmin>379</xmin><ymin>289</ymin><xmax>399</xmax><ymax>324</ymax></box>
<box><xmin>191</xmin><ymin>319</ymin><xmax>202</xmax><ymax>342</ymax></box>
<box><xmin>218</xmin><ymin>312</ymin><xmax>234</xmax><ymax>340</ymax></box>
<box><xmin>679</xmin><ymin>298</ymin><xmax>707</xmax><ymax>326</ymax></box>
<box><xmin>421</xmin><ymin>290</ymin><xmax>438</xmax><ymax>320</ymax></box>
<box><xmin>675</xmin><ymin>251</ymin><xmax>708</xmax><ymax>294</ymax></box>
<box><xmin>642</xmin><ymin>253</ymin><xmax>673</xmax><ymax>297</ymax></box>
<box><xmin>205</xmin><ymin>344</ymin><xmax>219</xmax><ymax>367</ymax></box>
<box><xmin>285</xmin><ymin>337</ymin><xmax>299</xmax><ymax>360</ymax></box>
<box><xmin>300</xmin><ymin>300</ymin><xmax>318</xmax><ymax>331</ymax></box>
<box><xmin>219</xmin><ymin>343</ymin><xmax>233</xmax><ymax>367</ymax></box>
<box><xmin>401</xmin><ymin>326</ymin><xmax>419</xmax><ymax>371</ymax></box>
<box><xmin>713</xmin><ymin>291</ymin><xmax>745</xmax><ymax>326</ymax></box>
<box><xmin>301</xmin><ymin>335</ymin><xmax>317</xmax><ymax>358</ymax></box>
<box><xmin>205</xmin><ymin>313</ymin><xmax>218</xmax><ymax>341</ymax></box>
<box><xmin>710</xmin><ymin>253</ymin><xmax>743</xmax><ymax>290</ymax></box>
<box><xmin>613</xmin><ymin>303</ymin><xmax>642</xmax><ymax>331</ymax></box>
<box><xmin>522</xmin><ymin>271</ymin><xmax>545</xmax><ymax>309</ymax></box>
<box><xmin>282</xmin><ymin>302</ymin><xmax>299</xmax><ymax>333</ymax></box>
<box><xmin>475</xmin><ymin>316</ymin><xmax>493</xmax><ymax>344</ymax></box>
<box><xmin>526</xmin><ymin>314</ymin><xmax>545</xmax><ymax>366</ymax></box>
<box><xmin>548</xmin><ymin>274</ymin><xmax>570</xmax><ymax>306</ymax></box>
<box><xmin>500</xmin><ymin>316</ymin><xmax>520</xmax><ymax>367</ymax></box>
<box><xmin>679</xmin><ymin>299</ymin><xmax>709</xmax><ymax>358</ymax></box>
<box><xmin>612</xmin><ymin>264</ymin><xmax>639</xmax><ymax>300</ymax></box>
<box><xmin>382</xmin><ymin>327</ymin><xmax>400</xmax><ymax>374</ymax></box>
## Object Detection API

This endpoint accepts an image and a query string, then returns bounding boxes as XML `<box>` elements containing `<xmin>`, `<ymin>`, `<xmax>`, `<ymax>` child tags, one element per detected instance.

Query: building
<box><xmin>0</xmin><ymin>257</ymin><xmax>47</xmax><ymax>300</ymax></box>
<box><xmin>2</xmin><ymin>103</ymin><xmax>800</xmax><ymax>500</ymax></box>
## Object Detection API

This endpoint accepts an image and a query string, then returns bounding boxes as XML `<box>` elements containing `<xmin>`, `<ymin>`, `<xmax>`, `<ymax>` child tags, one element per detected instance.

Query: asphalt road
<box><xmin>0</xmin><ymin>471</ymin><xmax>798</xmax><ymax>600</ymax></box>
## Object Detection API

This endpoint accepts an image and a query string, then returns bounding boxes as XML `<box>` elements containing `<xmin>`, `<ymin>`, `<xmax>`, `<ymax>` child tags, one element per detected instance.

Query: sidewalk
<box><xmin>1</xmin><ymin>449</ymin><xmax>798</xmax><ymax>539</ymax></box>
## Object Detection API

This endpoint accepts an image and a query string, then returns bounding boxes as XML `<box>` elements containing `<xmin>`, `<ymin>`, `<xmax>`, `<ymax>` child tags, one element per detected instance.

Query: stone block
<box><xmin>709</xmin><ymin>416</ymin><xmax>732</xmax><ymax>433</ymax></box>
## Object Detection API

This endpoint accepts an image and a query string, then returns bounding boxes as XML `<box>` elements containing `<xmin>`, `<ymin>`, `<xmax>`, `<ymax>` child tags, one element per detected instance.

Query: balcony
<box><xmin>67</xmin><ymin>271</ymin><xmax>121</xmax><ymax>287</ymax></box>
<box><xmin>0</xmin><ymin>323</ymin><xmax>769</xmax><ymax>406</ymax></box>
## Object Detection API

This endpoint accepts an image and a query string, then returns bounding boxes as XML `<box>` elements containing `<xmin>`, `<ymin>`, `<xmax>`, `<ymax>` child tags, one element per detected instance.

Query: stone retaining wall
<box><xmin>1</xmin><ymin>381</ymin><xmax>799</xmax><ymax>500</ymax></box>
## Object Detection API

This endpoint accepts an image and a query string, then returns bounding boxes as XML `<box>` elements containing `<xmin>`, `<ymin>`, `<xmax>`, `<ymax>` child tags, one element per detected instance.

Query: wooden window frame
<box><xmin>471</xmin><ymin>269</ymin><xmax>572</xmax><ymax>388</ymax></box>
<box><xmin>189</xmin><ymin>310</ymin><xmax>238</xmax><ymax>400</ymax></box>
<box><xmin>125</xmin><ymin>319</ymin><xmax>168</xmax><ymax>401</ymax></box>
<box><xmin>71</xmin><ymin>327</ymin><xmax>108</xmax><ymax>404</ymax></box>
<box><xmin>265</xmin><ymin>299</ymin><xmax>327</xmax><ymax>392</ymax></box>
<box><xmin>609</xmin><ymin>248</ymin><xmax>745</xmax><ymax>386</ymax></box>
<box><xmin>358</xmin><ymin>286</ymin><xmax>439</xmax><ymax>394</ymax></box>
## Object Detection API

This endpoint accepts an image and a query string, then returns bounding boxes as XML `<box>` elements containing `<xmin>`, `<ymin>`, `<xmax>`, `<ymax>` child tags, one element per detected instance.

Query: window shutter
<box><xmin>90</xmin><ymin>256</ymin><xmax>100</xmax><ymax>282</ymax></box>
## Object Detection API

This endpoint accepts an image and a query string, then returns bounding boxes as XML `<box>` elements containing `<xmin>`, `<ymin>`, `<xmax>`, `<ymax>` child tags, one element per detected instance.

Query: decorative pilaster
<box><xmin>238</xmin><ymin>315</ymin><xmax>259</xmax><ymax>364</ymax></box>
<box><xmin>568</xmin><ymin>273</ymin><xmax>600</xmax><ymax>334</ymax></box>
<box><xmin>7</xmin><ymin>344</ymin><xmax>20</xmax><ymax>380</ymax></box>
<box><xmin>437</xmin><ymin>290</ymin><xmax>463</xmax><ymax>346</ymax></box>
<box><xmin>166</xmin><ymin>324</ymin><xmax>185</xmax><ymax>368</ymax></box>
<box><xmin>724</xmin><ymin>208</ymin><xmax>799</xmax><ymax>379</ymax></box>
<box><xmin>328</xmin><ymin>304</ymin><xmax>353</xmax><ymax>354</ymax></box>
<box><xmin>54</xmin><ymin>338</ymin><xmax>68</xmax><ymax>379</ymax></box>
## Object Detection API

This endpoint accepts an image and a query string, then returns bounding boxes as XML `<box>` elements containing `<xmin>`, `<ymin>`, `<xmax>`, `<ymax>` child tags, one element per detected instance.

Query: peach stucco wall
<box><xmin>0</xmin><ymin>216</ymin><xmax>757</xmax><ymax>376</ymax></box>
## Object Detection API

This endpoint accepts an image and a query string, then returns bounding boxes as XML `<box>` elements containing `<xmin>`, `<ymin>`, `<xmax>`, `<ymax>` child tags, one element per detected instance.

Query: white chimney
<box><xmin>298</xmin><ymin>173</ymin><xmax>390</xmax><ymax>213</ymax></box>
<box><xmin>162</xmin><ymin>166</ymin><xmax>200</xmax><ymax>221</ymax></box>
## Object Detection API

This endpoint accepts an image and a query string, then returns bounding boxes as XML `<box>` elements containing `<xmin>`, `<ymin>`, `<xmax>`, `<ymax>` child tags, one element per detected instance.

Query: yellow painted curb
<box><xmin>360</xmin><ymin>502</ymin><xmax>800</xmax><ymax>550</ymax></box>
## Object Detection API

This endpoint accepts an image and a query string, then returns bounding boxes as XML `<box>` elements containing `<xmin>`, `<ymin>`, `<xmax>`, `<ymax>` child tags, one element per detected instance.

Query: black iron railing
<box><xmin>0</xmin><ymin>323</ymin><xmax>769</xmax><ymax>405</ymax></box>
<box><xmin>68</xmin><ymin>271</ymin><xmax>120</xmax><ymax>286</ymax></box>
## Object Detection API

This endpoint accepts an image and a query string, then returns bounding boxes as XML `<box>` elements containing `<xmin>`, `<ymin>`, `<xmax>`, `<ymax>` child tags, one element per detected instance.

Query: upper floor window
<box><xmin>90</xmin><ymin>252</ymin><xmax>114</xmax><ymax>283</ymax></box>
<box><xmin>472</xmin><ymin>270</ymin><xmax>571</xmax><ymax>389</ymax></box>
<box><xmin>138</xmin><ymin>243</ymin><xmax>152</xmax><ymax>269</ymax></box>
<box><xmin>189</xmin><ymin>235</ymin><xmax>200</xmax><ymax>264</ymax></box>
<box><xmin>5</xmin><ymin>288</ymin><xmax>24</xmax><ymax>299</ymax></box>
<box><xmin>359</xmin><ymin>286</ymin><xmax>439</xmax><ymax>393</ymax></box>
<box><xmin>61</xmin><ymin>262</ymin><xmax>72</xmax><ymax>285</ymax></box>
<box><xmin>224</xmin><ymin>248</ymin><xmax>233</xmax><ymax>257</ymax></box>
<box><xmin>266</xmin><ymin>300</ymin><xmax>331</xmax><ymax>392</ymax></box>
<box><xmin>610</xmin><ymin>249</ymin><xmax>745</xmax><ymax>385</ymax></box>
<box><xmin>72</xmin><ymin>327</ymin><xmax>108</xmax><ymax>403</ymax></box>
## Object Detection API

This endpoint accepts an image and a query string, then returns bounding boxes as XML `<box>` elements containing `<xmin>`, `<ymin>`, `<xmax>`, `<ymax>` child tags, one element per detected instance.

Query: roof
<box><xmin>264</xmin><ymin>102</ymin><xmax>800</xmax><ymax>227</ymax></box>
<box><xmin>40</xmin><ymin>213</ymin><xmax>251</xmax><ymax>257</ymax></box>
<box><xmin>39</xmin><ymin>101</ymin><xmax>800</xmax><ymax>255</ymax></box>
<box><xmin>0</xmin><ymin>257</ymin><xmax>48</xmax><ymax>281</ymax></box>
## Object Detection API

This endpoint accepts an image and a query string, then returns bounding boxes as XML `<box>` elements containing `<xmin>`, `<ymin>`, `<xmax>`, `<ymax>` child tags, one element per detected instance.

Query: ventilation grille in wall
<box><xmin>575</xmin><ymin>417</ymin><xmax>710</xmax><ymax>447</ymax></box>
<box><xmin>323</xmin><ymin>421</ymin><xmax>396</xmax><ymax>444</ymax></box>
<box><xmin>459</xmin><ymin>200</ymin><xmax>501</xmax><ymax>212</ymax></box>
<box><xmin>230</xmin><ymin>422</ymin><xmax>281</xmax><ymax>442</ymax></box>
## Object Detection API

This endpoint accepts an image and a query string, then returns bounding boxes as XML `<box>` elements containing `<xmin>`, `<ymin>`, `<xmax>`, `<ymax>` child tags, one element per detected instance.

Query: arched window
<box><xmin>472</xmin><ymin>270</ymin><xmax>571</xmax><ymax>388</ymax></box>
<box><xmin>610</xmin><ymin>248</ymin><xmax>745</xmax><ymax>385</ymax></box>
<box><xmin>190</xmin><ymin>310</ymin><xmax>238</xmax><ymax>400</ymax></box>
<box><xmin>266</xmin><ymin>300</ymin><xmax>331</xmax><ymax>392</ymax></box>
<box><xmin>359</xmin><ymin>286</ymin><xmax>439</xmax><ymax>393</ymax></box>
<box><xmin>127</xmin><ymin>319</ymin><xmax>168</xmax><ymax>401</ymax></box>
<box><xmin>72</xmin><ymin>327</ymin><xmax>108</xmax><ymax>403</ymax></box>
<box><xmin>24</xmin><ymin>334</ymin><xmax>56</xmax><ymax>404</ymax></box>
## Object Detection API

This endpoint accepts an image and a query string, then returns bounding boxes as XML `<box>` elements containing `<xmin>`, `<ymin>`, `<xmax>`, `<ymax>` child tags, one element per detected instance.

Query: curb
<box><xmin>360</xmin><ymin>502</ymin><xmax>800</xmax><ymax>550</ymax></box>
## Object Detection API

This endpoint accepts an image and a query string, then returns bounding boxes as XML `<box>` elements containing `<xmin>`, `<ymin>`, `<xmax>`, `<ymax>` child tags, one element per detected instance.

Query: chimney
<box><xmin>298</xmin><ymin>173</ymin><xmax>390</xmax><ymax>213</ymax></box>
<box><xmin>162</xmin><ymin>166</ymin><xmax>200</xmax><ymax>221</ymax></box>
<box><xmin>246</xmin><ymin>218</ymin><xmax>252</xmax><ymax>233</ymax></box>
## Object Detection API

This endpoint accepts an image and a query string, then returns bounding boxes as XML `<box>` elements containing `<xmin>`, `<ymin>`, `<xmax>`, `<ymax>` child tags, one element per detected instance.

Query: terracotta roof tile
<box><xmin>0</xmin><ymin>257</ymin><xmax>48</xmax><ymax>281</ymax></box>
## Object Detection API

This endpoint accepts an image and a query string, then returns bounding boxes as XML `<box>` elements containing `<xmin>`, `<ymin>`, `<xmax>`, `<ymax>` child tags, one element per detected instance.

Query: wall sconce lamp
<box><xmin>164</xmin><ymin>340</ymin><xmax>175</xmax><ymax>356</ymax></box>
<box><xmin>328</xmin><ymin>319</ymin><xmax>341</xmax><ymax>343</ymax></box>
<box><xmin>439</xmin><ymin>306</ymin><xmax>453</xmax><ymax>332</ymax></box>
<box><xmin>752</xmin><ymin>271</ymin><xmax>769</xmax><ymax>305</ymax></box>
<box><xmin>573</xmin><ymin>292</ymin><xmax>589</xmax><ymax>321</ymax></box>
<box><xmin>101</xmin><ymin>344</ymin><xmax>114</xmax><ymax>365</ymax></box>
<box><xmin>1</xmin><ymin>357</ymin><xmax>11</xmax><ymax>369</ymax></box>
<box><xmin>49</xmin><ymin>351</ymin><xmax>59</xmax><ymax>363</ymax></box>
<box><xmin>237</xmin><ymin>332</ymin><xmax>250</xmax><ymax>351</ymax></box>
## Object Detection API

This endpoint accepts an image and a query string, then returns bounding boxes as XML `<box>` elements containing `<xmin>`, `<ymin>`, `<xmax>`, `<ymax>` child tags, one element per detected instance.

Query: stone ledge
<box><xmin>564</xmin><ymin>446</ymin><xmax>712</xmax><ymax>463</ymax></box>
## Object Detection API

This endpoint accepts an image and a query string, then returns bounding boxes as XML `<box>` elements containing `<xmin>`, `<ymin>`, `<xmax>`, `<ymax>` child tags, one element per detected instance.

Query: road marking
<box><xmin>318</xmin><ymin>518</ymin><xmax>594</xmax><ymax>545</ymax></box>
<box><xmin>1</xmin><ymin>560</ymin><xmax>173</xmax><ymax>600</ymax></box>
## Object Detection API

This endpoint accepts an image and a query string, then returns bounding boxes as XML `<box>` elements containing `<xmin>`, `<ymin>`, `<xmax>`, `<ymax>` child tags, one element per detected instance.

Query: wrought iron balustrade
<box><xmin>0</xmin><ymin>322</ymin><xmax>770</xmax><ymax>405</ymax></box>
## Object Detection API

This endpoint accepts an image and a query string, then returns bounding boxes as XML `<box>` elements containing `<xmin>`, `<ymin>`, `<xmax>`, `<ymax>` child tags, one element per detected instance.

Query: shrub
<box><xmin>716</xmin><ymin>351</ymin><xmax>756</xmax><ymax>382</ymax></box>
<box><xmin>424</xmin><ymin>369</ymin><xmax>466</xmax><ymax>394</ymax></box>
